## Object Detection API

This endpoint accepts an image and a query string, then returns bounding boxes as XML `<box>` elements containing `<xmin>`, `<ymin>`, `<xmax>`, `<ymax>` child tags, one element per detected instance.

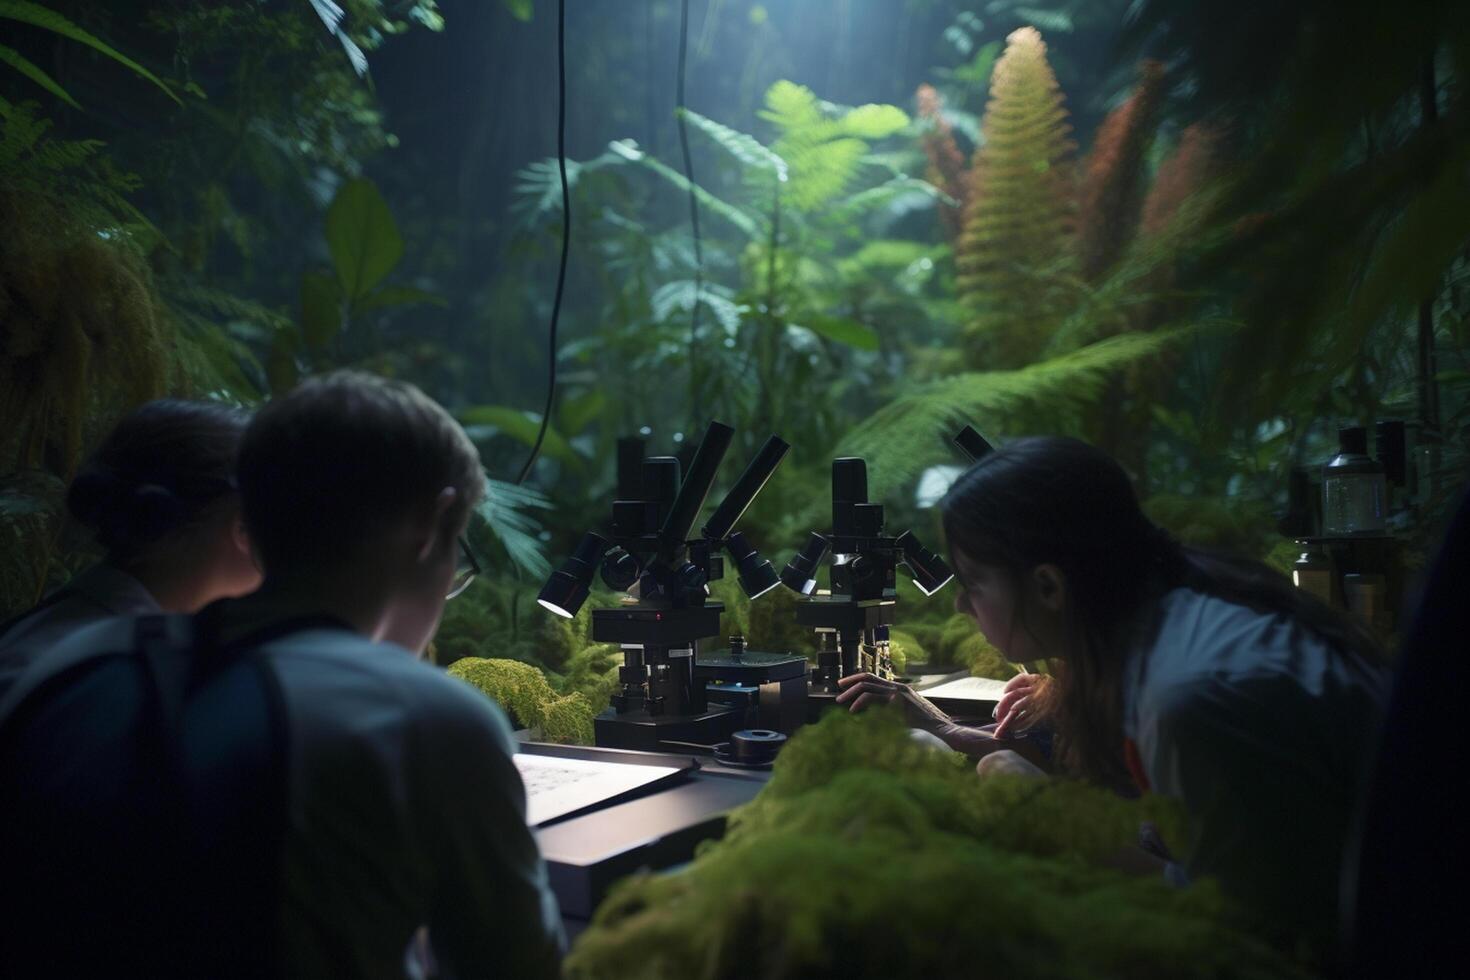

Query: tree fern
<box><xmin>1076</xmin><ymin>60</ymin><xmax>1165</xmax><ymax>281</ymax></box>
<box><xmin>916</xmin><ymin>84</ymin><xmax>969</xmax><ymax>240</ymax></box>
<box><xmin>838</xmin><ymin>326</ymin><xmax>1207</xmax><ymax>501</ymax></box>
<box><xmin>1140</xmin><ymin>123</ymin><xmax>1221</xmax><ymax>237</ymax></box>
<box><xmin>956</xmin><ymin>27</ymin><xmax>1076</xmax><ymax>369</ymax></box>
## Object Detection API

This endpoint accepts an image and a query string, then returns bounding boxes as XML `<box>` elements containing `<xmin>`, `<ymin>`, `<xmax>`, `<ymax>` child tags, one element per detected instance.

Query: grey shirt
<box><xmin>0</xmin><ymin>616</ymin><xmax>564</xmax><ymax>979</ymax></box>
<box><xmin>1122</xmin><ymin>588</ymin><xmax>1388</xmax><ymax>938</ymax></box>
<box><xmin>262</xmin><ymin>628</ymin><xmax>564</xmax><ymax>979</ymax></box>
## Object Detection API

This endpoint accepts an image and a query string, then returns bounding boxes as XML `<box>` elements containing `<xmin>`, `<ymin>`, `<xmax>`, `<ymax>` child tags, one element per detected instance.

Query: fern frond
<box><xmin>606</xmin><ymin>139</ymin><xmax>760</xmax><ymax>238</ymax></box>
<box><xmin>651</xmin><ymin>279</ymin><xmax>747</xmax><ymax>336</ymax></box>
<box><xmin>1076</xmin><ymin>60</ymin><xmax>1165</xmax><ymax>281</ymax></box>
<box><xmin>679</xmin><ymin>108</ymin><xmax>788</xmax><ymax>182</ymax></box>
<box><xmin>512</xmin><ymin>147</ymin><xmax>623</xmax><ymax>225</ymax></box>
<box><xmin>759</xmin><ymin>81</ymin><xmax>910</xmax><ymax>212</ymax></box>
<box><xmin>827</xmin><ymin>176</ymin><xmax>955</xmax><ymax>225</ymax></box>
<box><xmin>839</xmin><ymin>326</ymin><xmax>1207</xmax><ymax>500</ymax></box>
<box><xmin>1140</xmin><ymin>124</ymin><xmax>1221</xmax><ymax>237</ymax></box>
<box><xmin>165</xmin><ymin>280</ymin><xmax>293</xmax><ymax>333</ymax></box>
<box><xmin>476</xmin><ymin>476</ymin><xmax>552</xmax><ymax>579</ymax></box>
<box><xmin>955</xmin><ymin>27</ymin><xmax>1077</xmax><ymax>370</ymax></box>
<box><xmin>916</xmin><ymin>84</ymin><xmax>969</xmax><ymax>239</ymax></box>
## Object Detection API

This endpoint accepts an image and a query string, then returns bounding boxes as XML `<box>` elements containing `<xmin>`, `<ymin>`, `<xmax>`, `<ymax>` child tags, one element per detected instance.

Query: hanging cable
<box><xmin>676</xmin><ymin>0</ymin><xmax>704</xmax><ymax>421</ymax></box>
<box><xmin>516</xmin><ymin>0</ymin><xmax>570</xmax><ymax>485</ymax></box>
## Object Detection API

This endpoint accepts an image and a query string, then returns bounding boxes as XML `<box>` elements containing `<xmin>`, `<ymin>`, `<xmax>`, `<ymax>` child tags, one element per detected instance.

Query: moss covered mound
<box><xmin>566</xmin><ymin>711</ymin><xmax>1312</xmax><ymax>980</ymax></box>
<box><xmin>447</xmin><ymin>657</ymin><xmax>595</xmax><ymax>745</ymax></box>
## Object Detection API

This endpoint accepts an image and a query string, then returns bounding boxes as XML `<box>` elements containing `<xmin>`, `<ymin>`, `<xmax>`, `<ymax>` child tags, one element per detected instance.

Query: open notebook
<box><xmin>913</xmin><ymin>675</ymin><xmax>1010</xmax><ymax>702</ymax></box>
<box><xmin>513</xmin><ymin>752</ymin><xmax>685</xmax><ymax>826</ymax></box>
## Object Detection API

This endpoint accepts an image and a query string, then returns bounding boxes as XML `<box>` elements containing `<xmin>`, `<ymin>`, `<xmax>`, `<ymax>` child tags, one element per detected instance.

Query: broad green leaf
<box><xmin>460</xmin><ymin>406</ymin><xmax>580</xmax><ymax>466</ymax></box>
<box><xmin>504</xmin><ymin>0</ymin><xmax>534</xmax><ymax>21</ymax></box>
<box><xmin>325</xmin><ymin>177</ymin><xmax>404</xmax><ymax>302</ymax></box>
<box><xmin>798</xmin><ymin>314</ymin><xmax>879</xmax><ymax>351</ymax></box>
<box><xmin>0</xmin><ymin>43</ymin><xmax>79</xmax><ymax>109</ymax></box>
<box><xmin>355</xmin><ymin>284</ymin><xmax>447</xmax><ymax>314</ymax></box>
<box><xmin>300</xmin><ymin>270</ymin><xmax>344</xmax><ymax>350</ymax></box>
<box><xmin>0</xmin><ymin>1</ymin><xmax>180</xmax><ymax>105</ymax></box>
<box><xmin>559</xmin><ymin>389</ymin><xmax>607</xmax><ymax>435</ymax></box>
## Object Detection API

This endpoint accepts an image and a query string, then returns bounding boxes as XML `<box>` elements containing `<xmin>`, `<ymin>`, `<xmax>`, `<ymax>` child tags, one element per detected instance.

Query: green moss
<box><xmin>447</xmin><ymin>657</ymin><xmax>599</xmax><ymax>745</ymax></box>
<box><xmin>746</xmin><ymin>585</ymin><xmax>815</xmax><ymax>657</ymax></box>
<box><xmin>558</xmin><ymin>644</ymin><xmax>622</xmax><ymax>714</ymax></box>
<box><xmin>955</xmin><ymin>632</ymin><xmax>1020</xmax><ymax>680</ymax></box>
<box><xmin>447</xmin><ymin>658</ymin><xmax>550</xmax><ymax>729</ymax></box>
<box><xmin>541</xmin><ymin>692</ymin><xmax>596</xmax><ymax>745</ymax></box>
<box><xmin>566</xmin><ymin>711</ymin><xmax>1310</xmax><ymax>980</ymax></box>
<box><xmin>886</xmin><ymin>628</ymin><xmax>926</xmax><ymax>673</ymax></box>
<box><xmin>705</xmin><ymin>576</ymin><xmax>752</xmax><ymax>639</ymax></box>
<box><xmin>902</xmin><ymin>621</ymin><xmax>944</xmax><ymax>658</ymax></box>
<box><xmin>932</xmin><ymin>613</ymin><xmax>978</xmax><ymax>665</ymax></box>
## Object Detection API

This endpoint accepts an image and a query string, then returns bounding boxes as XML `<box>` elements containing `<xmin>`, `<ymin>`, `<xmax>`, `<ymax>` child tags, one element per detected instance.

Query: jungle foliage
<box><xmin>2</xmin><ymin>0</ymin><xmax>1468</xmax><ymax>733</ymax></box>
<box><xmin>2</xmin><ymin>2</ymin><xmax>1466</xmax><ymax>969</ymax></box>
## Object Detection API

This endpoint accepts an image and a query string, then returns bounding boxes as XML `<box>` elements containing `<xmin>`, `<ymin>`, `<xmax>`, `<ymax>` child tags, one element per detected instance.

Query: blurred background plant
<box><xmin>3</xmin><ymin>0</ymin><xmax>1467</xmax><ymax>738</ymax></box>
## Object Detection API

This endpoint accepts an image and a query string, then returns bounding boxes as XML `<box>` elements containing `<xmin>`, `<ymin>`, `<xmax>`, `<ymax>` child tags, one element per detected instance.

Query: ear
<box><xmin>416</xmin><ymin>487</ymin><xmax>459</xmax><ymax>562</ymax></box>
<box><xmin>1030</xmin><ymin>563</ymin><xmax>1067</xmax><ymax>613</ymax></box>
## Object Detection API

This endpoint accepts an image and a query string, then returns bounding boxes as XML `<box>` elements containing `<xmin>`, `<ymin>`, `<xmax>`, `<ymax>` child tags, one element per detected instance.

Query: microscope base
<box><xmin>593</xmin><ymin>704</ymin><xmax>744</xmax><ymax>753</ymax></box>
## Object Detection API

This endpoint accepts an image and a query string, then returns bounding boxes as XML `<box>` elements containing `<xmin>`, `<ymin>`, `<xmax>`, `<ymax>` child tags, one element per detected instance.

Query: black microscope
<box><xmin>779</xmin><ymin>454</ymin><xmax>958</xmax><ymax>718</ymax></box>
<box><xmin>536</xmin><ymin>421</ymin><xmax>807</xmax><ymax>759</ymax></box>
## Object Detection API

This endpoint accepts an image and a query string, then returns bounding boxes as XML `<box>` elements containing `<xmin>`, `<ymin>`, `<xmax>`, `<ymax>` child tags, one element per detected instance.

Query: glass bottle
<box><xmin>1322</xmin><ymin>427</ymin><xmax>1386</xmax><ymax>535</ymax></box>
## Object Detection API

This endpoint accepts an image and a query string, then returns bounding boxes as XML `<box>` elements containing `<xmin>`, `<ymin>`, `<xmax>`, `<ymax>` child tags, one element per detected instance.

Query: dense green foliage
<box><xmin>2</xmin><ymin>3</ymin><xmax>1466</xmax><ymax>968</ymax></box>
<box><xmin>1</xmin><ymin>0</ymin><xmax>1467</xmax><ymax>738</ymax></box>
<box><xmin>566</xmin><ymin>709</ymin><xmax>1314</xmax><ymax>979</ymax></box>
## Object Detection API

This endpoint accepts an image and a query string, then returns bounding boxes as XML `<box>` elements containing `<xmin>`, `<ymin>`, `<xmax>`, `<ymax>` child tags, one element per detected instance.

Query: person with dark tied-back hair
<box><xmin>0</xmin><ymin>399</ymin><xmax>261</xmax><ymax>690</ymax></box>
<box><xmin>837</xmin><ymin>436</ymin><xmax>1388</xmax><ymax>944</ymax></box>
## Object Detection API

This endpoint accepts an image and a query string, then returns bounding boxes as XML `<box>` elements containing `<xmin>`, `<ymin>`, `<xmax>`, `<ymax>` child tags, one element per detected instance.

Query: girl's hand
<box><xmin>835</xmin><ymin>672</ymin><xmax>952</xmax><ymax>731</ymax></box>
<box><xmin>992</xmin><ymin>671</ymin><xmax>1048</xmax><ymax>739</ymax></box>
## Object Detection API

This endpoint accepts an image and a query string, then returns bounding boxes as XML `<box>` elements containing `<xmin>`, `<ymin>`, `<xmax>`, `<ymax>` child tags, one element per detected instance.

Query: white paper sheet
<box><xmin>513</xmin><ymin>753</ymin><xmax>682</xmax><ymax>826</ymax></box>
<box><xmin>914</xmin><ymin>675</ymin><xmax>1010</xmax><ymax>702</ymax></box>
